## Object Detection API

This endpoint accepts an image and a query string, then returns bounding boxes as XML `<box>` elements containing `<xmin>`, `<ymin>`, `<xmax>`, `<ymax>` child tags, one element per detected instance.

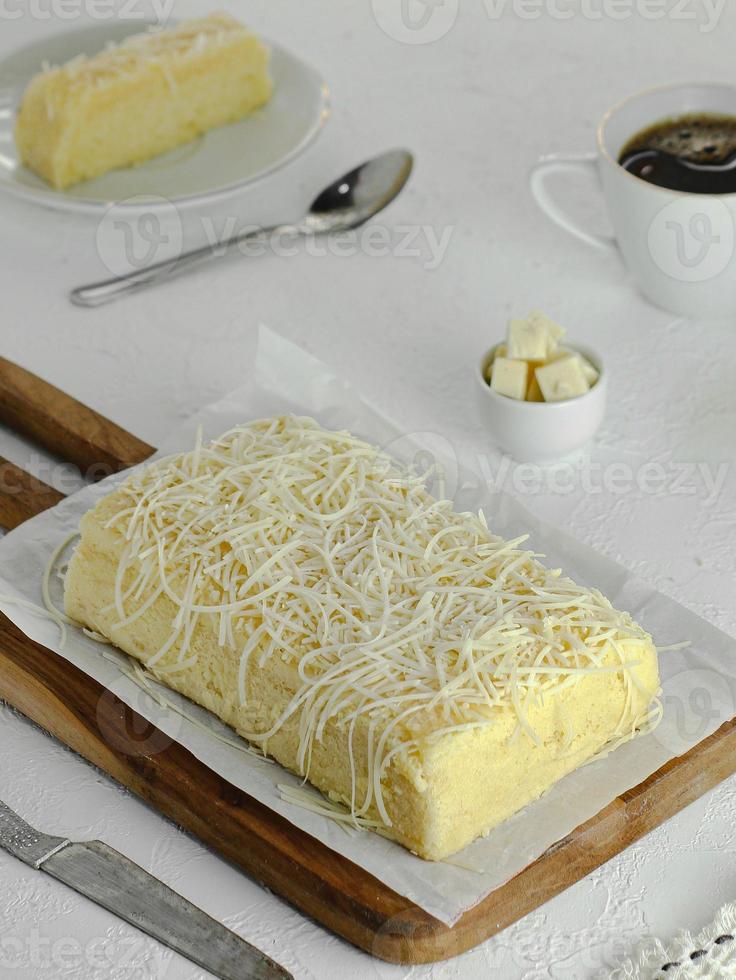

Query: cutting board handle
<box><xmin>0</xmin><ymin>456</ymin><xmax>63</xmax><ymax>530</ymax></box>
<box><xmin>0</xmin><ymin>357</ymin><xmax>154</xmax><ymax>478</ymax></box>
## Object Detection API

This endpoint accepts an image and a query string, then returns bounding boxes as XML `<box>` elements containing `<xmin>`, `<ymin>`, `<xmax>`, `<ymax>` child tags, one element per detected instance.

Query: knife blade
<box><xmin>0</xmin><ymin>800</ymin><xmax>292</xmax><ymax>980</ymax></box>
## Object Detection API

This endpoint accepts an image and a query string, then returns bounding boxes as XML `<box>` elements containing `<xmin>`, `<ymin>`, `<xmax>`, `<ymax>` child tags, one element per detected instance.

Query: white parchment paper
<box><xmin>0</xmin><ymin>325</ymin><xmax>734</xmax><ymax>926</ymax></box>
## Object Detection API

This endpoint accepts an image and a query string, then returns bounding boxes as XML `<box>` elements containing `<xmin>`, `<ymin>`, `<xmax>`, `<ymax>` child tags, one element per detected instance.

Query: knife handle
<box><xmin>0</xmin><ymin>798</ymin><xmax>69</xmax><ymax>869</ymax></box>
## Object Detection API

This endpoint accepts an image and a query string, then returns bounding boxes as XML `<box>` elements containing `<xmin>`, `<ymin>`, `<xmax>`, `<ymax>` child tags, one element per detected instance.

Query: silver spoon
<box><xmin>70</xmin><ymin>149</ymin><xmax>414</xmax><ymax>308</ymax></box>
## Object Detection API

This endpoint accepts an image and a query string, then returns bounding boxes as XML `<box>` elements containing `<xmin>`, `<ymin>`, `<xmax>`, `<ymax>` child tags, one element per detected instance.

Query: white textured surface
<box><xmin>1</xmin><ymin>2</ymin><xmax>736</xmax><ymax>978</ymax></box>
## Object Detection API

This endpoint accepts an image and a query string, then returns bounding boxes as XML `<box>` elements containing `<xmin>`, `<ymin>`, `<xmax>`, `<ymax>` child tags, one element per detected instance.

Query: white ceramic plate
<box><xmin>0</xmin><ymin>21</ymin><xmax>330</xmax><ymax>213</ymax></box>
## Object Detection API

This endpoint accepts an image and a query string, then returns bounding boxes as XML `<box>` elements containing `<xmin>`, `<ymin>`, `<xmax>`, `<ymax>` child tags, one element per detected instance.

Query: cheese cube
<box><xmin>526</xmin><ymin>371</ymin><xmax>545</xmax><ymax>402</ymax></box>
<box><xmin>507</xmin><ymin>312</ymin><xmax>565</xmax><ymax>361</ymax></box>
<box><xmin>490</xmin><ymin>357</ymin><xmax>529</xmax><ymax>400</ymax></box>
<box><xmin>485</xmin><ymin>344</ymin><xmax>508</xmax><ymax>382</ymax></box>
<box><xmin>550</xmin><ymin>349</ymin><xmax>600</xmax><ymax>387</ymax></box>
<box><xmin>550</xmin><ymin>346</ymin><xmax>572</xmax><ymax>361</ymax></box>
<box><xmin>578</xmin><ymin>355</ymin><xmax>600</xmax><ymax>386</ymax></box>
<box><xmin>535</xmin><ymin>356</ymin><xmax>590</xmax><ymax>402</ymax></box>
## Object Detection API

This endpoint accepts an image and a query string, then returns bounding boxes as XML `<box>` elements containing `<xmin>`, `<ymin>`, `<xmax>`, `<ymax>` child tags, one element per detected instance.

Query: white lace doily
<box><xmin>604</xmin><ymin>904</ymin><xmax>736</xmax><ymax>980</ymax></box>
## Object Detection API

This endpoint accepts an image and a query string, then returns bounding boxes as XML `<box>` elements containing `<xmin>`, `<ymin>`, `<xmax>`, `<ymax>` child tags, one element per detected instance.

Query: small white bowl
<box><xmin>475</xmin><ymin>344</ymin><xmax>608</xmax><ymax>463</ymax></box>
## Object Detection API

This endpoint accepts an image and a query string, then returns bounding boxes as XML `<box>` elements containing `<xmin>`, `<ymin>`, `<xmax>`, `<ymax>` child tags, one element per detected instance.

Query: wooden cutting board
<box><xmin>0</xmin><ymin>356</ymin><xmax>734</xmax><ymax>965</ymax></box>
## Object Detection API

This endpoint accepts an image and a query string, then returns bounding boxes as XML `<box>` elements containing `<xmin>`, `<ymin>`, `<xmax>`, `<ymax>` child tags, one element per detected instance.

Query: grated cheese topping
<box><xmin>102</xmin><ymin>415</ymin><xmax>657</xmax><ymax>827</ymax></box>
<box><xmin>35</xmin><ymin>13</ymin><xmax>257</xmax><ymax>94</ymax></box>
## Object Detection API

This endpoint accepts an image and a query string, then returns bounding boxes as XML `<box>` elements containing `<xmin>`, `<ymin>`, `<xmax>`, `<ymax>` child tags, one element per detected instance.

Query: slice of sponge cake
<box><xmin>15</xmin><ymin>13</ymin><xmax>273</xmax><ymax>190</ymax></box>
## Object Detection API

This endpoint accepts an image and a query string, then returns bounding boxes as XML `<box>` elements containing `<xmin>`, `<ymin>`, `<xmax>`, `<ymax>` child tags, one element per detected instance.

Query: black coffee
<box><xmin>618</xmin><ymin>113</ymin><xmax>736</xmax><ymax>194</ymax></box>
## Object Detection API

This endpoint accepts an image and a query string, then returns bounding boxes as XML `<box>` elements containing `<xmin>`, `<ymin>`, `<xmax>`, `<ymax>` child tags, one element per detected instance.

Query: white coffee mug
<box><xmin>530</xmin><ymin>83</ymin><xmax>736</xmax><ymax>319</ymax></box>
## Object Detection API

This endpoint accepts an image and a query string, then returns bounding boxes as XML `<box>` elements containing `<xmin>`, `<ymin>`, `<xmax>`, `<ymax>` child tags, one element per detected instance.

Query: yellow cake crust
<box><xmin>15</xmin><ymin>13</ymin><xmax>272</xmax><ymax>189</ymax></box>
<box><xmin>63</xmin><ymin>417</ymin><xmax>660</xmax><ymax>861</ymax></box>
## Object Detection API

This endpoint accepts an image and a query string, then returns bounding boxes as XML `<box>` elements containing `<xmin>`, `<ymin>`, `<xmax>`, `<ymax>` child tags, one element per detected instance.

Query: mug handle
<box><xmin>529</xmin><ymin>154</ymin><xmax>617</xmax><ymax>252</ymax></box>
